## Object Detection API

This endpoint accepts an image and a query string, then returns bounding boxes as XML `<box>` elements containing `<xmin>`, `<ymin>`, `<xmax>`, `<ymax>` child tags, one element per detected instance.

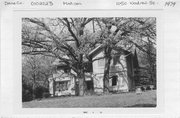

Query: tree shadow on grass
<box><xmin>125</xmin><ymin>104</ymin><xmax>156</xmax><ymax>107</ymax></box>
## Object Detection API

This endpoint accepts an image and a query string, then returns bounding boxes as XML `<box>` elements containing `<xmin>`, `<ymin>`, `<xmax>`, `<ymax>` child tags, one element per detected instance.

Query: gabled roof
<box><xmin>52</xmin><ymin>45</ymin><xmax>139</xmax><ymax>67</ymax></box>
<box><xmin>52</xmin><ymin>59</ymin><xmax>66</xmax><ymax>66</ymax></box>
<box><xmin>88</xmin><ymin>44</ymin><xmax>129</xmax><ymax>58</ymax></box>
<box><xmin>88</xmin><ymin>45</ymin><xmax>104</xmax><ymax>58</ymax></box>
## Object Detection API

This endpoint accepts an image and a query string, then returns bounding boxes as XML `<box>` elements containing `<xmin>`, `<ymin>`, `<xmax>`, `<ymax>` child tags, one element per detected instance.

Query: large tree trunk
<box><xmin>77</xmin><ymin>54</ymin><xmax>86</xmax><ymax>96</ymax></box>
<box><xmin>74</xmin><ymin>77</ymin><xmax>79</xmax><ymax>96</ymax></box>
<box><xmin>103</xmin><ymin>46</ymin><xmax>112</xmax><ymax>93</ymax></box>
<box><xmin>77</xmin><ymin>68</ymin><xmax>86</xmax><ymax>96</ymax></box>
<box><xmin>53</xmin><ymin>79</ymin><xmax>56</xmax><ymax>97</ymax></box>
<box><xmin>78</xmin><ymin>75</ymin><xmax>85</xmax><ymax>96</ymax></box>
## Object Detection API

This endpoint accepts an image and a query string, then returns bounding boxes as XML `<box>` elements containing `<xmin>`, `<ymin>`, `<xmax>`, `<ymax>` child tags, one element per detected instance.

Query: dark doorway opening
<box><xmin>86</xmin><ymin>80</ymin><xmax>94</xmax><ymax>90</ymax></box>
<box><xmin>112</xmin><ymin>75</ymin><xmax>118</xmax><ymax>86</ymax></box>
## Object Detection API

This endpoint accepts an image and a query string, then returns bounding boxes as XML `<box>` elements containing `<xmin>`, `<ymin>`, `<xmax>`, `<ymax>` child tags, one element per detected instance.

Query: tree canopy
<box><xmin>22</xmin><ymin>17</ymin><xmax>156</xmax><ymax>96</ymax></box>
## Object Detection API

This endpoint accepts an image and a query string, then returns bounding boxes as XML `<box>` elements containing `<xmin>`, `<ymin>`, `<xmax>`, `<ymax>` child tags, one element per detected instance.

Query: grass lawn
<box><xmin>22</xmin><ymin>90</ymin><xmax>156</xmax><ymax>108</ymax></box>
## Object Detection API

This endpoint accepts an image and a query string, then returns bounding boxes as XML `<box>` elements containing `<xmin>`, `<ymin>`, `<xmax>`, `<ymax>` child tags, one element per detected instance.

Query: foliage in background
<box><xmin>22</xmin><ymin>55</ymin><xmax>53</xmax><ymax>101</ymax></box>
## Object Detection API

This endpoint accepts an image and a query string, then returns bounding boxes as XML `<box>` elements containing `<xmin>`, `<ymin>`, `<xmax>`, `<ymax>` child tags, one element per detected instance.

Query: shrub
<box><xmin>146</xmin><ymin>86</ymin><xmax>151</xmax><ymax>90</ymax></box>
<box><xmin>43</xmin><ymin>92</ymin><xmax>51</xmax><ymax>98</ymax></box>
<box><xmin>35</xmin><ymin>86</ymin><xmax>49</xmax><ymax>99</ymax></box>
<box><xmin>22</xmin><ymin>83</ymin><xmax>33</xmax><ymax>102</ymax></box>
<box><xmin>140</xmin><ymin>86</ymin><xmax>145</xmax><ymax>91</ymax></box>
<box><xmin>22</xmin><ymin>80</ymin><xmax>49</xmax><ymax>101</ymax></box>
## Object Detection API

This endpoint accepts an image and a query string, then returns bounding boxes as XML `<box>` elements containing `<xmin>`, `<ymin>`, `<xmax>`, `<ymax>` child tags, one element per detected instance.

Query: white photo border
<box><xmin>13</xmin><ymin>10</ymin><xmax>164</xmax><ymax>115</ymax></box>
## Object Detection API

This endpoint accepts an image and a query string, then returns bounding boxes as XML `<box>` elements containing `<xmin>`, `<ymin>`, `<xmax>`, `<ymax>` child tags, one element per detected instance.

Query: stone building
<box><xmin>49</xmin><ymin>46</ymin><xmax>139</xmax><ymax>96</ymax></box>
